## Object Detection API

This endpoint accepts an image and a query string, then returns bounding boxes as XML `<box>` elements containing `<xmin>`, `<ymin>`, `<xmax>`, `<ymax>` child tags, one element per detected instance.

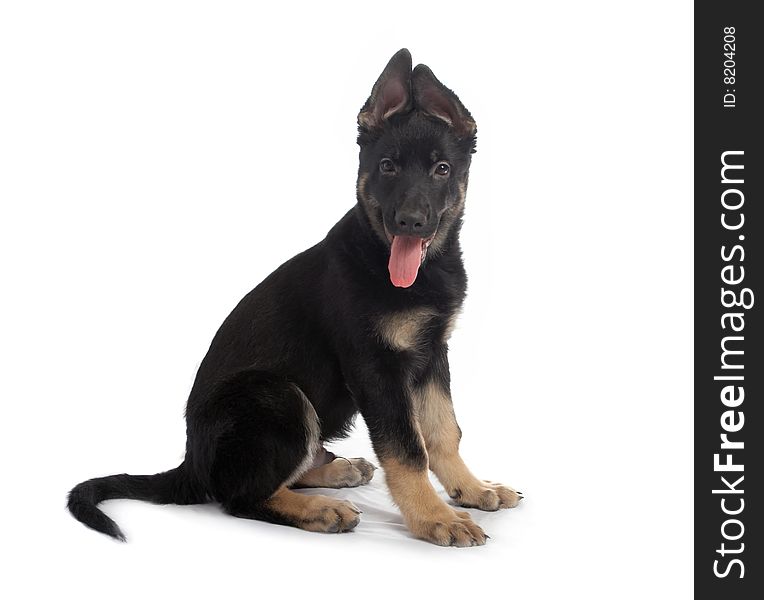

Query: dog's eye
<box><xmin>379</xmin><ymin>159</ymin><xmax>396</xmax><ymax>174</ymax></box>
<box><xmin>434</xmin><ymin>162</ymin><xmax>450</xmax><ymax>176</ymax></box>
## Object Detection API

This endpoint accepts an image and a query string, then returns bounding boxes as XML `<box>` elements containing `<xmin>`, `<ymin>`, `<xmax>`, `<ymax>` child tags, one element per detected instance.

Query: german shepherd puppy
<box><xmin>68</xmin><ymin>49</ymin><xmax>521</xmax><ymax>547</ymax></box>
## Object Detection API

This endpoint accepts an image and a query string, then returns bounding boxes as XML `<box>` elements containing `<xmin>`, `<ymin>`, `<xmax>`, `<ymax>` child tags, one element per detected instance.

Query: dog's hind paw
<box><xmin>294</xmin><ymin>496</ymin><xmax>362</xmax><ymax>533</ymax></box>
<box><xmin>327</xmin><ymin>457</ymin><xmax>376</xmax><ymax>487</ymax></box>
<box><xmin>347</xmin><ymin>457</ymin><xmax>376</xmax><ymax>485</ymax></box>
<box><xmin>293</xmin><ymin>457</ymin><xmax>376</xmax><ymax>489</ymax></box>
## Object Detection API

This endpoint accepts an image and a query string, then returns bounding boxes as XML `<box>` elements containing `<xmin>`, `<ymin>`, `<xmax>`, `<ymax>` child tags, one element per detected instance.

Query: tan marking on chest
<box><xmin>376</xmin><ymin>308</ymin><xmax>437</xmax><ymax>350</ymax></box>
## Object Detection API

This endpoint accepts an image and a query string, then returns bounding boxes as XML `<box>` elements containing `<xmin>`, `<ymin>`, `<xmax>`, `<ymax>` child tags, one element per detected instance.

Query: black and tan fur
<box><xmin>68</xmin><ymin>49</ymin><xmax>521</xmax><ymax>547</ymax></box>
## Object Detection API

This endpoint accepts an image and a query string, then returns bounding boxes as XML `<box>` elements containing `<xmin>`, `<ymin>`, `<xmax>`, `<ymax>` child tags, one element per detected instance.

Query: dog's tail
<box><xmin>67</xmin><ymin>462</ymin><xmax>205</xmax><ymax>541</ymax></box>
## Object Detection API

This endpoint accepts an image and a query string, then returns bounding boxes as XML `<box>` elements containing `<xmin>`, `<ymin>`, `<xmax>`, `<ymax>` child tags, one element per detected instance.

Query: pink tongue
<box><xmin>388</xmin><ymin>236</ymin><xmax>423</xmax><ymax>288</ymax></box>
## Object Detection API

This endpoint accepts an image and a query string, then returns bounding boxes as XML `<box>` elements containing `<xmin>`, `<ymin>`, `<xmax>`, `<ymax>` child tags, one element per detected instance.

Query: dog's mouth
<box><xmin>385</xmin><ymin>231</ymin><xmax>436</xmax><ymax>288</ymax></box>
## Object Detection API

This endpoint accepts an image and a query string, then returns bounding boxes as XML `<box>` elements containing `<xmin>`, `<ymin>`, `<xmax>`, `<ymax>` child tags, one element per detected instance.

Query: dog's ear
<box><xmin>358</xmin><ymin>48</ymin><xmax>413</xmax><ymax>130</ymax></box>
<box><xmin>412</xmin><ymin>64</ymin><xmax>476</xmax><ymax>138</ymax></box>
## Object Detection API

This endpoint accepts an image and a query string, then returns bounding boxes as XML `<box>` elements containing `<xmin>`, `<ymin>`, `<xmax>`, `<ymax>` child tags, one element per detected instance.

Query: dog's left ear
<box><xmin>358</xmin><ymin>48</ymin><xmax>413</xmax><ymax>130</ymax></box>
<box><xmin>412</xmin><ymin>64</ymin><xmax>476</xmax><ymax>138</ymax></box>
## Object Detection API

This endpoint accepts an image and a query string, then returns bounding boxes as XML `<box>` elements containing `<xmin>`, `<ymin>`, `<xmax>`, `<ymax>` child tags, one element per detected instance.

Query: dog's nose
<box><xmin>393</xmin><ymin>208</ymin><xmax>428</xmax><ymax>235</ymax></box>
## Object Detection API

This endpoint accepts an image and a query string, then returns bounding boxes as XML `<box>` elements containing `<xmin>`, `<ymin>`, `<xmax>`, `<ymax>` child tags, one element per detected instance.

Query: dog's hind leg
<box><xmin>202</xmin><ymin>370</ymin><xmax>361</xmax><ymax>533</ymax></box>
<box><xmin>292</xmin><ymin>450</ymin><xmax>376</xmax><ymax>489</ymax></box>
<box><xmin>242</xmin><ymin>485</ymin><xmax>361</xmax><ymax>533</ymax></box>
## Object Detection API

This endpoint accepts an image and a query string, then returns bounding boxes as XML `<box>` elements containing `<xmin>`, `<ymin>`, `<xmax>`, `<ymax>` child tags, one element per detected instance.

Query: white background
<box><xmin>0</xmin><ymin>1</ymin><xmax>693</xmax><ymax>598</ymax></box>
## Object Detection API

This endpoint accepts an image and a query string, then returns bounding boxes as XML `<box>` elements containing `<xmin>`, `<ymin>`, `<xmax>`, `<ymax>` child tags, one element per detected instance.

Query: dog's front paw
<box><xmin>451</xmin><ymin>481</ymin><xmax>523</xmax><ymax>511</ymax></box>
<box><xmin>409</xmin><ymin>508</ymin><xmax>487</xmax><ymax>547</ymax></box>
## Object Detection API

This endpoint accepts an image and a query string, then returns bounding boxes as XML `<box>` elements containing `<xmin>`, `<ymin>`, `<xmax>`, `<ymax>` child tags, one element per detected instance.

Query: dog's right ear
<box><xmin>358</xmin><ymin>48</ymin><xmax>413</xmax><ymax>130</ymax></box>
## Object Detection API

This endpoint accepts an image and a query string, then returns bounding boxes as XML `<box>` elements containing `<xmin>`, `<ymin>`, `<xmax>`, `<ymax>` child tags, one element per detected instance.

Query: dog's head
<box><xmin>356</xmin><ymin>49</ymin><xmax>476</xmax><ymax>288</ymax></box>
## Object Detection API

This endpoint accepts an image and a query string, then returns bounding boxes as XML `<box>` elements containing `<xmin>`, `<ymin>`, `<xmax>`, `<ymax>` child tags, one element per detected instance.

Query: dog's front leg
<box><xmin>416</xmin><ymin>346</ymin><xmax>522</xmax><ymax>511</ymax></box>
<box><xmin>350</xmin><ymin>364</ymin><xmax>487</xmax><ymax>547</ymax></box>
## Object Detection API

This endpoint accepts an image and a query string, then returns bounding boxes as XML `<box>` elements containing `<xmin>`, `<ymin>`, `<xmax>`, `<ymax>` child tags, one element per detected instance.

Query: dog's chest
<box><xmin>374</xmin><ymin>307</ymin><xmax>455</xmax><ymax>351</ymax></box>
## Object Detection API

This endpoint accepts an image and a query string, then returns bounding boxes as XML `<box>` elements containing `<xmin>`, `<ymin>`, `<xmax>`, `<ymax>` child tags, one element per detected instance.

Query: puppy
<box><xmin>68</xmin><ymin>49</ymin><xmax>521</xmax><ymax>547</ymax></box>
